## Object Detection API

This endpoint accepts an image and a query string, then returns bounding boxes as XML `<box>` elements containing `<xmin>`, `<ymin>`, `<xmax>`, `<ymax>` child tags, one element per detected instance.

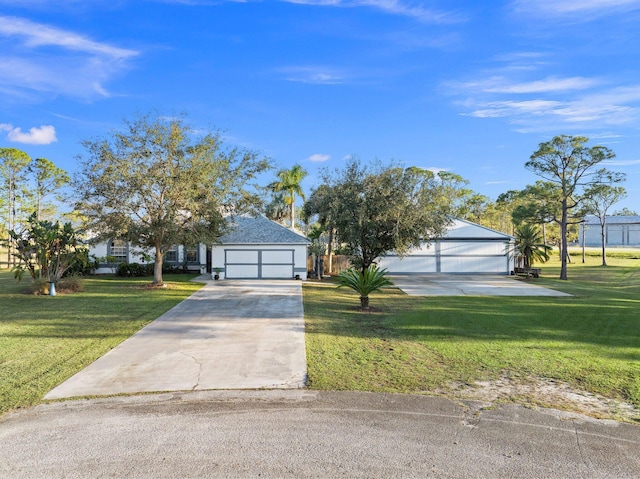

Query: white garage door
<box><xmin>225</xmin><ymin>249</ymin><xmax>294</xmax><ymax>279</ymax></box>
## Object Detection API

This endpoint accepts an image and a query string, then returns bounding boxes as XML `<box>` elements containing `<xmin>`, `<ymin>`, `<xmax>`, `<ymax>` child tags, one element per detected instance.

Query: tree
<box><xmin>612</xmin><ymin>207</ymin><xmax>638</xmax><ymax>216</ymax></box>
<box><xmin>0</xmin><ymin>148</ymin><xmax>31</xmax><ymax>267</ymax></box>
<box><xmin>336</xmin><ymin>264</ymin><xmax>393</xmax><ymax>310</ymax></box>
<box><xmin>512</xmin><ymin>223</ymin><xmax>551</xmax><ymax>274</ymax></box>
<box><xmin>303</xmin><ymin>184</ymin><xmax>336</xmax><ymax>273</ymax></box>
<box><xmin>525</xmin><ymin>135</ymin><xmax>622</xmax><ymax>280</ymax></box>
<box><xmin>29</xmin><ymin>158</ymin><xmax>70</xmax><ymax>221</ymax></box>
<box><xmin>320</xmin><ymin>159</ymin><xmax>450</xmax><ymax>273</ymax></box>
<box><xmin>74</xmin><ymin>111</ymin><xmax>271</xmax><ymax>285</ymax></box>
<box><xmin>264</xmin><ymin>192</ymin><xmax>289</xmax><ymax>225</ymax></box>
<box><xmin>10</xmin><ymin>212</ymin><xmax>86</xmax><ymax>285</ymax></box>
<box><xmin>583</xmin><ymin>181</ymin><xmax>627</xmax><ymax>266</ymax></box>
<box><xmin>269</xmin><ymin>164</ymin><xmax>307</xmax><ymax>230</ymax></box>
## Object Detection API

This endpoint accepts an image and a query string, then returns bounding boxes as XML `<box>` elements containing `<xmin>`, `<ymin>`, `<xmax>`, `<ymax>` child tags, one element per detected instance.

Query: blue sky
<box><xmin>1</xmin><ymin>0</ymin><xmax>640</xmax><ymax>211</ymax></box>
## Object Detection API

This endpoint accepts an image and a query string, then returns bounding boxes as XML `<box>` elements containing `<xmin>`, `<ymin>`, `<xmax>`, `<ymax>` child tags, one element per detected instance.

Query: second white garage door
<box><xmin>225</xmin><ymin>249</ymin><xmax>295</xmax><ymax>279</ymax></box>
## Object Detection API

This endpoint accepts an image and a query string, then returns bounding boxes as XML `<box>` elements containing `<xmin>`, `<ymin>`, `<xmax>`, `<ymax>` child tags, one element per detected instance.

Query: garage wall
<box><xmin>378</xmin><ymin>240</ymin><xmax>512</xmax><ymax>275</ymax></box>
<box><xmin>211</xmin><ymin>244</ymin><xmax>308</xmax><ymax>280</ymax></box>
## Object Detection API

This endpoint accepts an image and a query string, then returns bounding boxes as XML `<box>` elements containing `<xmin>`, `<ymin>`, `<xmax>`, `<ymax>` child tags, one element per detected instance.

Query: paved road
<box><xmin>2</xmin><ymin>391</ymin><xmax>639</xmax><ymax>478</ymax></box>
<box><xmin>46</xmin><ymin>279</ymin><xmax>306</xmax><ymax>399</ymax></box>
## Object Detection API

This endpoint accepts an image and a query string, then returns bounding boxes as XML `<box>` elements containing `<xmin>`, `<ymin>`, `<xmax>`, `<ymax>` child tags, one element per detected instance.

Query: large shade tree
<box><xmin>30</xmin><ymin>158</ymin><xmax>70</xmax><ymax>221</ymax></box>
<box><xmin>525</xmin><ymin>135</ymin><xmax>623</xmax><ymax>280</ymax></box>
<box><xmin>74</xmin><ymin>111</ymin><xmax>270</xmax><ymax>285</ymax></box>
<box><xmin>317</xmin><ymin>159</ymin><xmax>450</xmax><ymax>273</ymax></box>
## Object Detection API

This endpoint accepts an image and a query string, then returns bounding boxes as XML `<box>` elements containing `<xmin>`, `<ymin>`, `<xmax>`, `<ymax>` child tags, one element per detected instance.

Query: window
<box><xmin>108</xmin><ymin>239</ymin><xmax>128</xmax><ymax>263</ymax></box>
<box><xmin>165</xmin><ymin>245</ymin><xmax>178</xmax><ymax>262</ymax></box>
<box><xmin>186</xmin><ymin>246</ymin><xmax>198</xmax><ymax>264</ymax></box>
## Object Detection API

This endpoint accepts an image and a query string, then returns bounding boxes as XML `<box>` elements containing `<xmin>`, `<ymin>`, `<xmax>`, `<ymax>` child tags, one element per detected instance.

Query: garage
<box><xmin>212</xmin><ymin>216</ymin><xmax>310</xmax><ymax>280</ymax></box>
<box><xmin>378</xmin><ymin>218</ymin><xmax>514</xmax><ymax>275</ymax></box>
<box><xmin>224</xmin><ymin>249</ymin><xmax>295</xmax><ymax>279</ymax></box>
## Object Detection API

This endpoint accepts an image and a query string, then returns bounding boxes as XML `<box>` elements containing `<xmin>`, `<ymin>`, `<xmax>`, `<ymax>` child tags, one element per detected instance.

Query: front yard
<box><xmin>303</xmin><ymin>256</ymin><xmax>640</xmax><ymax>422</ymax></box>
<box><xmin>0</xmin><ymin>272</ymin><xmax>203</xmax><ymax>416</ymax></box>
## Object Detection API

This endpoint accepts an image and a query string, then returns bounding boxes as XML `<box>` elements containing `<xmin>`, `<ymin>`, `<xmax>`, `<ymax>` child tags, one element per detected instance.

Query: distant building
<box><xmin>580</xmin><ymin>215</ymin><xmax>640</xmax><ymax>247</ymax></box>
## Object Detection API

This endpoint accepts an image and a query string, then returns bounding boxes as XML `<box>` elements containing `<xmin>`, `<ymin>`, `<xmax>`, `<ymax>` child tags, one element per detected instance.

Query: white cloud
<box><xmin>281</xmin><ymin>0</ymin><xmax>464</xmax><ymax>23</ymax></box>
<box><xmin>603</xmin><ymin>159</ymin><xmax>640</xmax><ymax>166</ymax></box>
<box><xmin>307</xmin><ymin>153</ymin><xmax>331</xmax><ymax>162</ymax></box>
<box><xmin>0</xmin><ymin>123</ymin><xmax>57</xmax><ymax>144</ymax></box>
<box><xmin>280</xmin><ymin>66</ymin><xmax>346</xmax><ymax>84</ymax></box>
<box><xmin>448</xmin><ymin>76</ymin><xmax>599</xmax><ymax>95</ymax></box>
<box><xmin>510</xmin><ymin>0</ymin><xmax>640</xmax><ymax>19</ymax></box>
<box><xmin>0</xmin><ymin>16</ymin><xmax>138</xmax><ymax>100</ymax></box>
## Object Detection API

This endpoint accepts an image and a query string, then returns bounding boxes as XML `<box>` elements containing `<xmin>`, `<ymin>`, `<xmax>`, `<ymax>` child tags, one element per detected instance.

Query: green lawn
<box><xmin>303</xmin><ymin>255</ymin><xmax>640</xmax><ymax>422</ymax></box>
<box><xmin>0</xmin><ymin>271</ymin><xmax>203</xmax><ymax>416</ymax></box>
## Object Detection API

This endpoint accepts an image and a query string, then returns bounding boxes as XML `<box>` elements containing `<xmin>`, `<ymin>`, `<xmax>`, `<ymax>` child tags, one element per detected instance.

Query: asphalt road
<box><xmin>2</xmin><ymin>390</ymin><xmax>639</xmax><ymax>478</ymax></box>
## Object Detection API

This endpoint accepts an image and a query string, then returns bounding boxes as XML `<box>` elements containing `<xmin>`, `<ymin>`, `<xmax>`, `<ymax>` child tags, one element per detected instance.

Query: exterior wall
<box><xmin>88</xmin><ymin>242</ymin><xmax>207</xmax><ymax>274</ymax></box>
<box><xmin>581</xmin><ymin>223</ymin><xmax>640</xmax><ymax>247</ymax></box>
<box><xmin>378</xmin><ymin>239</ymin><xmax>513</xmax><ymax>275</ymax></box>
<box><xmin>211</xmin><ymin>244</ymin><xmax>308</xmax><ymax>280</ymax></box>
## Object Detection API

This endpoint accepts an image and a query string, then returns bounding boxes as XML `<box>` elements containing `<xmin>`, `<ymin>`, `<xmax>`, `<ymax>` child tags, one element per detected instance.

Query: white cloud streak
<box><xmin>279</xmin><ymin>66</ymin><xmax>347</xmax><ymax>84</ymax></box>
<box><xmin>0</xmin><ymin>16</ymin><xmax>139</xmax><ymax>100</ymax></box>
<box><xmin>282</xmin><ymin>0</ymin><xmax>464</xmax><ymax>23</ymax></box>
<box><xmin>511</xmin><ymin>0</ymin><xmax>640</xmax><ymax>18</ymax></box>
<box><xmin>0</xmin><ymin>123</ymin><xmax>57</xmax><ymax>144</ymax></box>
<box><xmin>307</xmin><ymin>153</ymin><xmax>331</xmax><ymax>162</ymax></box>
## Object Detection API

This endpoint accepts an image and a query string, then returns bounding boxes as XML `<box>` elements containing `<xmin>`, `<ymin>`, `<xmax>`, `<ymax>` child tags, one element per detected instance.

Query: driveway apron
<box><xmin>45</xmin><ymin>279</ymin><xmax>306</xmax><ymax>399</ymax></box>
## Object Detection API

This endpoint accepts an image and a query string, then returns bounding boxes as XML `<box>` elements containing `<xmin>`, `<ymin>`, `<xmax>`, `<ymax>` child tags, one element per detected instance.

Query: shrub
<box><xmin>116</xmin><ymin>262</ymin><xmax>150</xmax><ymax>277</ymax></box>
<box><xmin>336</xmin><ymin>264</ymin><xmax>394</xmax><ymax>310</ymax></box>
<box><xmin>58</xmin><ymin>275</ymin><xmax>84</xmax><ymax>293</ymax></box>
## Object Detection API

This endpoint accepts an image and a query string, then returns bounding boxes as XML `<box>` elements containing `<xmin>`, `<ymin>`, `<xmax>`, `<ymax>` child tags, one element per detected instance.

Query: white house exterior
<box><xmin>211</xmin><ymin>216</ymin><xmax>310</xmax><ymax>280</ymax></box>
<box><xmin>89</xmin><ymin>241</ymin><xmax>207</xmax><ymax>274</ymax></box>
<box><xmin>581</xmin><ymin>215</ymin><xmax>640</xmax><ymax>247</ymax></box>
<box><xmin>377</xmin><ymin>218</ymin><xmax>514</xmax><ymax>275</ymax></box>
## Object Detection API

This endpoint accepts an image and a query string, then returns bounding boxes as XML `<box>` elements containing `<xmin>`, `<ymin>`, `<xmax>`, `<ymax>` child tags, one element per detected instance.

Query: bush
<box><xmin>24</xmin><ymin>278</ymin><xmax>49</xmax><ymax>295</ymax></box>
<box><xmin>116</xmin><ymin>262</ymin><xmax>152</xmax><ymax>277</ymax></box>
<box><xmin>58</xmin><ymin>275</ymin><xmax>84</xmax><ymax>293</ymax></box>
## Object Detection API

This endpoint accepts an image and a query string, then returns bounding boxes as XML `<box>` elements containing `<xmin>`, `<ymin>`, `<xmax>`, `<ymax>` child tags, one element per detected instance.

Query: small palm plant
<box><xmin>336</xmin><ymin>264</ymin><xmax>393</xmax><ymax>311</ymax></box>
<box><xmin>513</xmin><ymin>223</ymin><xmax>551</xmax><ymax>274</ymax></box>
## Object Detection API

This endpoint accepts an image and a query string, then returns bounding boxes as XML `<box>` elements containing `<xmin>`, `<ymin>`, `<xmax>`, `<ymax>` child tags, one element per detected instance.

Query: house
<box><xmin>377</xmin><ymin>217</ymin><xmax>515</xmax><ymax>275</ymax></box>
<box><xmin>88</xmin><ymin>216</ymin><xmax>310</xmax><ymax>280</ymax></box>
<box><xmin>89</xmin><ymin>240</ymin><xmax>207</xmax><ymax>274</ymax></box>
<box><xmin>211</xmin><ymin>216</ymin><xmax>310</xmax><ymax>280</ymax></box>
<box><xmin>580</xmin><ymin>215</ymin><xmax>640</xmax><ymax>247</ymax></box>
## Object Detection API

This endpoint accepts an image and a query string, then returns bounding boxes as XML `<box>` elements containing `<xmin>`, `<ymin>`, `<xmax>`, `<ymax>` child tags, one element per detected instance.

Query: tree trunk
<box><xmin>327</xmin><ymin>227</ymin><xmax>334</xmax><ymax>274</ymax></box>
<box><xmin>290</xmin><ymin>200</ymin><xmax>295</xmax><ymax>230</ymax></box>
<box><xmin>560</xmin><ymin>198</ymin><xmax>568</xmax><ymax>280</ymax></box>
<box><xmin>154</xmin><ymin>246</ymin><xmax>164</xmax><ymax>285</ymax></box>
<box><xmin>360</xmin><ymin>296</ymin><xmax>369</xmax><ymax>310</ymax></box>
<box><xmin>601</xmin><ymin>219</ymin><xmax>607</xmax><ymax>266</ymax></box>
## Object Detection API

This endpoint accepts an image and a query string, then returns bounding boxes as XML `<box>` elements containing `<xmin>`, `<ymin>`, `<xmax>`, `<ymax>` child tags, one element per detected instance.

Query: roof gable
<box><xmin>219</xmin><ymin>216</ymin><xmax>310</xmax><ymax>244</ymax></box>
<box><xmin>442</xmin><ymin>217</ymin><xmax>514</xmax><ymax>240</ymax></box>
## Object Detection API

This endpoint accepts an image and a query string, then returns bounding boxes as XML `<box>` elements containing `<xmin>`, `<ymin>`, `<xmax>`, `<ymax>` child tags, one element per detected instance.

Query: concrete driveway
<box><xmin>3</xmin><ymin>391</ymin><xmax>639</xmax><ymax>478</ymax></box>
<box><xmin>45</xmin><ymin>279</ymin><xmax>306</xmax><ymax>399</ymax></box>
<box><xmin>392</xmin><ymin>274</ymin><xmax>571</xmax><ymax>297</ymax></box>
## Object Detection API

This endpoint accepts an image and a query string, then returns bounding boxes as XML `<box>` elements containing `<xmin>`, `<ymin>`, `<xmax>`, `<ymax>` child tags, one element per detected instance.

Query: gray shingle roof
<box><xmin>583</xmin><ymin>215</ymin><xmax>640</xmax><ymax>225</ymax></box>
<box><xmin>218</xmin><ymin>216</ymin><xmax>310</xmax><ymax>244</ymax></box>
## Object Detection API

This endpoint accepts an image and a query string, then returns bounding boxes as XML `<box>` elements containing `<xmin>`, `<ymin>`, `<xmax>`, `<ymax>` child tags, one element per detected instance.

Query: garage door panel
<box><xmin>262</xmin><ymin>265</ymin><xmax>293</xmax><ymax>278</ymax></box>
<box><xmin>262</xmin><ymin>250</ymin><xmax>293</xmax><ymax>263</ymax></box>
<box><xmin>378</xmin><ymin>255</ymin><xmax>437</xmax><ymax>273</ymax></box>
<box><xmin>227</xmin><ymin>250</ymin><xmax>258</xmax><ymax>263</ymax></box>
<box><xmin>226</xmin><ymin>264</ymin><xmax>259</xmax><ymax>278</ymax></box>
<box><xmin>441</xmin><ymin>256</ymin><xmax>507</xmax><ymax>273</ymax></box>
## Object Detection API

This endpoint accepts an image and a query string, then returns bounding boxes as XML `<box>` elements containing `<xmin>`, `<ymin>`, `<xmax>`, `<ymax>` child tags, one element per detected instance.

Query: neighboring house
<box><xmin>212</xmin><ymin>215</ymin><xmax>310</xmax><ymax>280</ymax></box>
<box><xmin>580</xmin><ymin>215</ymin><xmax>640</xmax><ymax>247</ymax></box>
<box><xmin>377</xmin><ymin>217</ymin><xmax>515</xmax><ymax>275</ymax></box>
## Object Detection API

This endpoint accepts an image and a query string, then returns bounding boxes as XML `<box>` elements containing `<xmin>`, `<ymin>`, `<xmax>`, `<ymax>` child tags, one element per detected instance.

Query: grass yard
<box><xmin>303</xmin><ymin>255</ymin><xmax>640</xmax><ymax>422</ymax></box>
<box><xmin>0</xmin><ymin>271</ymin><xmax>203</xmax><ymax>416</ymax></box>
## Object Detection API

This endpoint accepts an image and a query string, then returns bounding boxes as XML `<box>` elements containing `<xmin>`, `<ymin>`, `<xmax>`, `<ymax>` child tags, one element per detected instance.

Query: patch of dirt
<box><xmin>444</xmin><ymin>375</ymin><xmax>640</xmax><ymax>423</ymax></box>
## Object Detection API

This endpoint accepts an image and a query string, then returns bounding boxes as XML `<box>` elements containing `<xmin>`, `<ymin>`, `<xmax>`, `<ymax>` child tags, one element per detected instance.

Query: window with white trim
<box><xmin>108</xmin><ymin>239</ymin><xmax>128</xmax><ymax>263</ymax></box>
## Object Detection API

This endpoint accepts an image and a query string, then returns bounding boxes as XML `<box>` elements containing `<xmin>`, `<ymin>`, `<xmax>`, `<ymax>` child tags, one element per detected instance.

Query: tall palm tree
<box><xmin>269</xmin><ymin>164</ymin><xmax>307</xmax><ymax>229</ymax></box>
<box><xmin>514</xmin><ymin>223</ymin><xmax>551</xmax><ymax>272</ymax></box>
